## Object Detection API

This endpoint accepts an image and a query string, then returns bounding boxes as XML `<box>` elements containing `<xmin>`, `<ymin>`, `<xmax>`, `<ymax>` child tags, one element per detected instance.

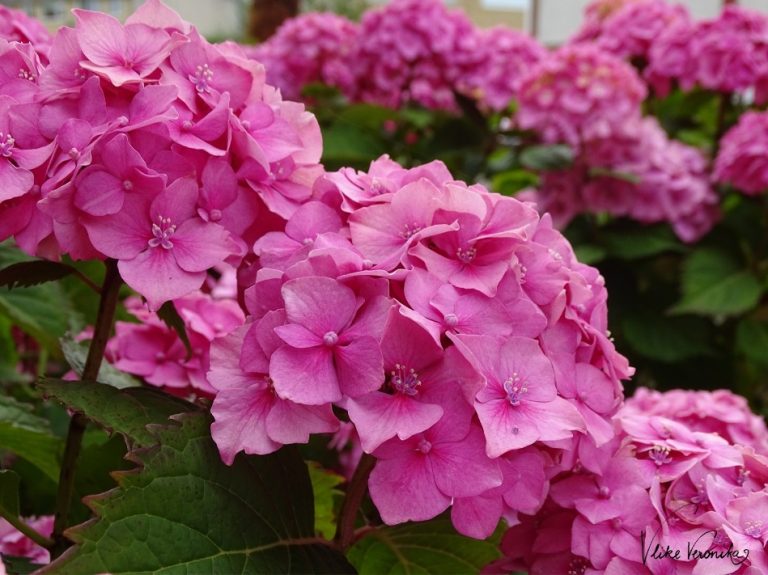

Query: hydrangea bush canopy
<box><xmin>0</xmin><ymin>0</ymin><xmax>767</xmax><ymax>574</ymax></box>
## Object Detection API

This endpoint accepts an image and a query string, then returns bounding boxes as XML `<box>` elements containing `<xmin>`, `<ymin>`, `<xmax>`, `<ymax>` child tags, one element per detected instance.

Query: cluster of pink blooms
<box><xmin>572</xmin><ymin>0</ymin><xmax>691</xmax><ymax>64</ymax></box>
<box><xmin>245</xmin><ymin>13</ymin><xmax>358</xmax><ymax>101</ymax></box>
<box><xmin>485</xmin><ymin>387</ymin><xmax>768</xmax><ymax>574</ymax></box>
<box><xmin>0</xmin><ymin>5</ymin><xmax>51</xmax><ymax>63</ymax></box>
<box><xmin>207</xmin><ymin>153</ymin><xmax>632</xmax><ymax>535</ymax></box>
<box><xmin>517</xmin><ymin>45</ymin><xmax>719</xmax><ymax>242</ymax></box>
<box><xmin>0</xmin><ymin>516</ymin><xmax>52</xmax><ymax>566</ymax></box>
<box><xmin>105</xmin><ymin>273</ymin><xmax>244</xmax><ymax>397</ymax></box>
<box><xmin>0</xmin><ymin>0</ymin><xmax>322</xmax><ymax>310</ymax></box>
<box><xmin>714</xmin><ymin>111</ymin><xmax>768</xmax><ymax>196</ymax></box>
<box><xmin>249</xmin><ymin>0</ymin><xmax>546</xmax><ymax>112</ymax></box>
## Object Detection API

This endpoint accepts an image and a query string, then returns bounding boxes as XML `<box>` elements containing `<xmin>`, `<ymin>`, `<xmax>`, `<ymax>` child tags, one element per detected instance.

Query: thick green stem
<box><xmin>0</xmin><ymin>512</ymin><xmax>54</xmax><ymax>549</ymax></box>
<box><xmin>50</xmin><ymin>259</ymin><xmax>122</xmax><ymax>558</ymax></box>
<box><xmin>334</xmin><ymin>453</ymin><xmax>376</xmax><ymax>551</ymax></box>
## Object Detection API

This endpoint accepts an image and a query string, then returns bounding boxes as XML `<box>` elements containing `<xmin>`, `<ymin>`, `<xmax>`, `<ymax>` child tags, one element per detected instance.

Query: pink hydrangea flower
<box><xmin>0</xmin><ymin>515</ymin><xmax>53</xmax><ymax>565</ymax></box>
<box><xmin>247</xmin><ymin>12</ymin><xmax>359</xmax><ymax>100</ymax></box>
<box><xmin>715</xmin><ymin>111</ymin><xmax>768</xmax><ymax>196</ymax></box>
<box><xmin>0</xmin><ymin>5</ymin><xmax>52</xmax><ymax>63</ymax></box>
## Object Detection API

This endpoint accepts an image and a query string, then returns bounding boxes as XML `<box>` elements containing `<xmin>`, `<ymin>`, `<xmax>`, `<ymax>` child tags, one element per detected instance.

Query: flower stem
<box><xmin>0</xmin><ymin>512</ymin><xmax>54</xmax><ymax>550</ymax></box>
<box><xmin>334</xmin><ymin>453</ymin><xmax>376</xmax><ymax>551</ymax></box>
<box><xmin>49</xmin><ymin>259</ymin><xmax>122</xmax><ymax>558</ymax></box>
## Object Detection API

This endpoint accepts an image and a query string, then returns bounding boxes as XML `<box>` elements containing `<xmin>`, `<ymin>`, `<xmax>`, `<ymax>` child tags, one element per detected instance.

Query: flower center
<box><xmin>503</xmin><ymin>373</ymin><xmax>527</xmax><ymax>406</ymax></box>
<box><xmin>122</xmin><ymin>180</ymin><xmax>133</xmax><ymax>191</ymax></box>
<box><xmin>190</xmin><ymin>63</ymin><xmax>214</xmax><ymax>93</ymax></box>
<box><xmin>18</xmin><ymin>68</ymin><xmax>34</xmax><ymax>81</ymax></box>
<box><xmin>598</xmin><ymin>486</ymin><xmax>610</xmax><ymax>499</ymax></box>
<box><xmin>417</xmin><ymin>438</ymin><xmax>432</xmax><ymax>454</ymax></box>
<box><xmin>400</xmin><ymin>222</ymin><xmax>422</xmax><ymax>240</ymax></box>
<box><xmin>745</xmin><ymin>520</ymin><xmax>764</xmax><ymax>539</ymax></box>
<box><xmin>567</xmin><ymin>557</ymin><xmax>588</xmax><ymax>575</ymax></box>
<box><xmin>456</xmin><ymin>246</ymin><xmax>477</xmax><ymax>264</ymax></box>
<box><xmin>148</xmin><ymin>215</ymin><xmax>176</xmax><ymax>250</ymax></box>
<box><xmin>648</xmin><ymin>444</ymin><xmax>673</xmax><ymax>466</ymax></box>
<box><xmin>444</xmin><ymin>313</ymin><xmax>459</xmax><ymax>327</ymax></box>
<box><xmin>390</xmin><ymin>363</ymin><xmax>421</xmax><ymax>396</ymax></box>
<box><xmin>0</xmin><ymin>133</ymin><xmax>14</xmax><ymax>158</ymax></box>
<box><xmin>323</xmin><ymin>331</ymin><xmax>339</xmax><ymax>346</ymax></box>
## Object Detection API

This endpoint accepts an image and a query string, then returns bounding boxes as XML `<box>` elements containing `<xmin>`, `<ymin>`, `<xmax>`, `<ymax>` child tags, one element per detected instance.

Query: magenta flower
<box><xmin>269</xmin><ymin>276</ymin><xmax>388</xmax><ymax>405</ymax></box>
<box><xmin>84</xmin><ymin>177</ymin><xmax>236</xmax><ymax>309</ymax></box>
<box><xmin>0</xmin><ymin>515</ymin><xmax>53</xmax><ymax>565</ymax></box>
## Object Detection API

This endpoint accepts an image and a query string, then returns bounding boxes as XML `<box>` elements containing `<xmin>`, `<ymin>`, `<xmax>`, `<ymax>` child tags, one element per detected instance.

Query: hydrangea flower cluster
<box><xmin>645</xmin><ymin>6</ymin><xmax>768</xmax><ymax>99</ymax></box>
<box><xmin>515</xmin><ymin>44</ymin><xmax>647</xmax><ymax>149</ymax></box>
<box><xmin>208</xmin><ymin>153</ymin><xmax>632</xmax><ymax>536</ymax></box>
<box><xmin>572</xmin><ymin>0</ymin><xmax>691</xmax><ymax>64</ymax></box>
<box><xmin>0</xmin><ymin>516</ymin><xmax>52</xmax><ymax>566</ymax></box>
<box><xmin>248</xmin><ymin>0</ymin><xmax>546</xmax><ymax>113</ymax></box>
<box><xmin>484</xmin><ymin>388</ymin><xmax>768</xmax><ymax>574</ymax></box>
<box><xmin>0</xmin><ymin>0</ymin><xmax>322</xmax><ymax>309</ymax></box>
<box><xmin>0</xmin><ymin>5</ymin><xmax>51</xmax><ymax>62</ymax></box>
<box><xmin>714</xmin><ymin>111</ymin><xmax>768</xmax><ymax>196</ymax></box>
<box><xmin>529</xmin><ymin>117</ymin><xmax>719</xmax><ymax>242</ymax></box>
<box><xmin>245</xmin><ymin>12</ymin><xmax>359</xmax><ymax>101</ymax></box>
<box><xmin>105</xmin><ymin>286</ymin><xmax>244</xmax><ymax>397</ymax></box>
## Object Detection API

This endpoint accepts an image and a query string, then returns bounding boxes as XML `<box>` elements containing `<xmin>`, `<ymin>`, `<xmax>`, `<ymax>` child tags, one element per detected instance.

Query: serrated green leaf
<box><xmin>736</xmin><ymin>319</ymin><xmax>768</xmax><ymax>366</ymax></box>
<box><xmin>622</xmin><ymin>313</ymin><xmax>714</xmax><ymax>363</ymax></box>
<box><xmin>0</xmin><ymin>396</ymin><xmax>61</xmax><ymax>481</ymax></box>
<box><xmin>0</xmin><ymin>469</ymin><xmax>21</xmax><ymax>518</ymax></box>
<box><xmin>2</xmin><ymin>554</ymin><xmax>43</xmax><ymax>575</ymax></box>
<box><xmin>60</xmin><ymin>334</ymin><xmax>141</xmax><ymax>389</ymax></box>
<box><xmin>0</xmin><ymin>260</ymin><xmax>75</xmax><ymax>290</ymax></box>
<box><xmin>42</xmin><ymin>413</ymin><xmax>354</xmax><ymax>575</ymax></box>
<box><xmin>347</xmin><ymin>516</ymin><xmax>502</xmax><ymax>575</ymax></box>
<box><xmin>155</xmin><ymin>301</ymin><xmax>193</xmax><ymax>359</ymax></box>
<box><xmin>307</xmin><ymin>462</ymin><xmax>345</xmax><ymax>539</ymax></box>
<box><xmin>38</xmin><ymin>379</ymin><xmax>196</xmax><ymax>448</ymax></box>
<box><xmin>602</xmin><ymin>225</ymin><xmax>685</xmax><ymax>260</ymax></box>
<box><xmin>518</xmin><ymin>144</ymin><xmax>574</xmax><ymax>171</ymax></box>
<box><xmin>671</xmin><ymin>248</ymin><xmax>763</xmax><ymax>317</ymax></box>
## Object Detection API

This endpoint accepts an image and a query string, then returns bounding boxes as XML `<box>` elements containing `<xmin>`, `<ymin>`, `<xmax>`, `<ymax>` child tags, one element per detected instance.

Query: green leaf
<box><xmin>0</xmin><ymin>469</ymin><xmax>21</xmax><ymax>518</ymax></box>
<box><xmin>307</xmin><ymin>462</ymin><xmax>345</xmax><ymax>539</ymax></box>
<box><xmin>60</xmin><ymin>333</ymin><xmax>141</xmax><ymax>389</ymax></box>
<box><xmin>322</xmin><ymin>122</ymin><xmax>386</xmax><ymax>167</ymax></box>
<box><xmin>622</xmin><ymin>313</ymin><xmax>714</xmax><ymax>363</ymax></box>
<box><xmin>602</xmin><ymin>225</ymin><xmax>685</xmax><ymax>260</ymax></box>
<box><xmin>671</xmin><ymin>248</ymin><xmax>763</xmax><ymax>317</ymax></box>
<box><xmin>587</xmin><ymin>166</ymin><xmax>641</xmax><ymax>184</ymax></box>
<box><xmin>42</xmin><ymin>413</ymin><xmax>354</xmax><ymax>575</ymax></box>
<box><xmin>518</xmin><ymin>144</ymin><xmax>574</xmax><ymax>171</ymax></box>
<box><xmin>0</xmin><ymin>260</ymin><xmax>76</xmax><ymax>290</ymax></box>
<box><xmin>2</xmin><ymin>555</ymin><xmax>43</xmax><ymax>575</ymax></box>
<box><xmin>491</xmin><ymin>169</ymin><xmax>539</xmax><ymax>196</ymax></box>
<box><xmin>38</xmin><ymin>379</ymin><xmax>196</xmax><ymax>448</ymax></box>
<box><xmin>347</xmin><ymin>516</ymin><xmax>502</xmax><ymax>575</ymax></box>
<box><xmin>156</xmin><ymin>301</ymin><xmax>193</xmax><ymax>359</ymax></box>
<box><xmin>736</xmin><ymin>319</ymin><xmax>768</xmax><ymax>366</ymax></box>
<box><xmin>0</xmin><ymin>396</ymin><xmax>61</xmax><ymax>481</ymax></box>
<box><xmin>573</xmin><ymin>244</ymin><xmax>607</xmax><ymax>265</ymax></box>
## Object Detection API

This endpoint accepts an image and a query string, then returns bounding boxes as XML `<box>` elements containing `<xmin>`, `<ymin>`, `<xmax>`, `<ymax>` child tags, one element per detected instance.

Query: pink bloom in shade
<box><xmin>453</xmin><ymin>334</ymin><xmax>583</xmax><ymax>457</ymax></box>
<box><xmin>368</xmin><ymin>408</ymin><xmax>502</xmax><ymax>525</ymax></box>
<box><xmin>73</xmin><ymin>9</ymin><xmax>176</xmax><ymax>87</ymax></box>
<box><xmin>83</xmin><ymin>177</ymin><xmax>237</xmax><ymax>309</ymax></box>
<box><xmin>347</xmin><ymin>309</ymin><xmax>479</xmax><ymax>453</ymax></box>
<box><xmin>0</xmin><ymin>515</ymin><xmax>53</xmax><ymax>564</ymax></box>
<box><xmin>269</xmin><ymin>276</ymin><xmax>389</xmax><ymax>405</ymax></box>
<box><xmin>0</xmin><ymin>6</ymin><xmax>52</xmax><ymax>63</ymax></box>
<box><xmin>209</xmin><ymin>321</ymin><xmax>338</xmax><ymax>463</ymax></box>
<box><xmin>715</xmin><ymin>111</ymin><xmax>768</xmax><ymax>196</ymax></box>
<box><xmin>348</xmin><ymin>179</ymin><xmax>459</xmax><ymax>270</ymax></box>
<box><xmin>254</xmin><ymin>201</ymin><xmax>343</xmax><ymax>270</ymax></box>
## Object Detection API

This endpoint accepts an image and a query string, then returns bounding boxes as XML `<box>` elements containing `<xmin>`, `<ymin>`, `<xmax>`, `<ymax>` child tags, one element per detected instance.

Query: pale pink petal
<box><xmin>270</xmin><ymin>345</ymin><xmax>341</xmax><ymax>405</ymax></box>
<box><xmin>281</xmin><ymin>276</ymin><xmax>357</xmax><ymax>335</ymax></box>
<box><xmin>334</xmin><ymin>336</ymin><xmax>384</xmax><ymax>398</ymax></box>
<box><xmin>118</xmin><ymin>248</ymin><xmax>204</xmax><ymax>310</ymax></box>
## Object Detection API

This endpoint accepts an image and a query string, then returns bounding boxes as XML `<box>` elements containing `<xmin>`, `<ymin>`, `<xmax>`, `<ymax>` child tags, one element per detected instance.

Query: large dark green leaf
<box><xmin>0</xmin><ymin>396</ymin><xmax>61</xmax><ymax>481</ymax></box>
<box><xmin>518</xmin><ymin>145</ymin><xmax>574</xmax><ymax>171</ymax></box>
<box><xmin>671</xmin><ymin>248</ymin><xmax>762</xmax><ymax>317</ymax></box>
<box><xmin>736</xmin><ymin>318</ymin><xmax>768</xmax><ymax>366</ymax></box>
<box><xmin>622</xmin><ymin>313</ymin><xmax>714</xmax><ymax>363</ymax></box>
<box><xmin>0</xmin><ymin>260</ymin><xmax>75</xmax><ymax>290</ymax></box>
<box><xmin>602</xmin><ymin>225</ymin><xmax>685</xmax><ymax>260</ymax></box>
<box><xmin>38</xmin><ymin>379</ymin><xmax>195</xmax><ymax>448</ymax></box>
<box><xmin>347</xmin><ymin>516</ymin><xmax>502</xmax><ymax>575</ymax></box>
<box><xmin>0</xmin><ymin>469</ymin><xmax>21</xmax><ymax>518</ymax></box>
<box><xmin>42</xmin><ymin>413</ymin><xmax>354</xmax><ymax>575</ymax></box>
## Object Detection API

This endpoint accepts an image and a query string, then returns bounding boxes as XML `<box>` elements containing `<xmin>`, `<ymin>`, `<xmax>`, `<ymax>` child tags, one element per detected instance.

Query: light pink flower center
<box><xmin>444</xmin><ymin>313</ymin><xmax>459</xmax><ymax>327</ymax></box>
<box><xmin>737</xmin><ymin>467</ymin><xmax>750</xmax><ymax>486</ymax></box>
<box><xmin>744</xmin><ymin>520</ymin><xmax>764</xmax><ymax>539</ymax></box>
<box><xmin>323</xmin><ymin>331</ymin><xmax>339</xmax><ymax>346</ymax></box>
<box><xmin>18</xmin><ymin>68</ymin><xmax>34</xmax><ymax>81</ymax></box>
<box><xmin>598</xmin><ymin>486</ymin><xmax>610</xmax><ymax>499</ymax></box>
<box><xmin>648</xmin><ymin>444</ymin><xmax>673</xmax><ymax>466</ymax></box>
<box><xmin>370</xmin><ymin>178</ymin><xmax>387</xmax><ymax>196</ymax></box>
<box><xmin>400</xmin><ymin>222</ymin><xmax>422</xmax><ymax>240</ymax></box>
<box><xmin>417</xmin><ymin>438</ymin><xmax>432</xmax><ymax>454</ymax></box>
<box><xmin>567</xmin><ymin>557</ymin><xmax>588</xmax><ymax>575</ymax></box>
<box><xmin>390</xmin><ymin>363</ymin><xmax>420</xmax><ymax>396</ymax></box>
<box><xmin>0</xmin><ymin>133</ymin><xmax>14</xmax><ymax>158</ymax></box>
<box><xmin>190</xmin><ymin>64</ymin><xmax>214</xmax><ymax>93</ymax></box>
<box><xmin>149</xmin><ymin>215</ymin><xmax>176</xmax><ymax>250</ymax></box>
<box><xmin>122</xmin><ymin>180</ymin><xmax>133</xmax><ymax>191</ymax></box>
<box><xmin>456</xmin><ymin>246</ymin><xmax>477</xmax><ymax>264</ymax></box>
<box><xmin>690</xmin><ymin>482</ymin><xmax>708</xmax><ymax>507</ymax></box>
<box><xmin>503</xmin><ymin>373</ymin><xmax>527</xmax><ymax>406</ymax></box>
